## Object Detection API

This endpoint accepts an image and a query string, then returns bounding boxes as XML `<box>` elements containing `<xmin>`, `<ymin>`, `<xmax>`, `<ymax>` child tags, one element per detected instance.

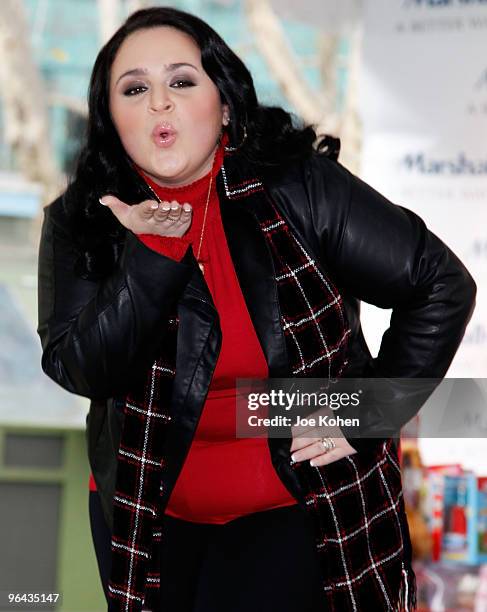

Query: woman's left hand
<box><xmin>290</xmin><ymin>433</ymin><xmax>357</xmax><ymax>467</ymax></box>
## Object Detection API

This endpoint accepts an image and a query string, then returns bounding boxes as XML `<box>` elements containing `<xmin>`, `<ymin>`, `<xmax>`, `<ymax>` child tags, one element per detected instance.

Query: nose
<box><xmin>149</xmin><ymin>87</ymin><xmax>174</xmax><ymax>113</ymax></box>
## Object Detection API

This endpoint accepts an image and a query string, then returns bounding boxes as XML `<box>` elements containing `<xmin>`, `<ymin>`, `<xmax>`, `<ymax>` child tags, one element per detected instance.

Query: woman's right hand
<box><xmin>99</xmin><ymin>195</ymin><xmax>192</xmax><ymax>237</ymax></box>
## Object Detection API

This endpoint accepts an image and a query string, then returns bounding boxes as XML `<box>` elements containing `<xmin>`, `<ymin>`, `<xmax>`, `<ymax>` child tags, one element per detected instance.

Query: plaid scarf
<box><xmin>107</xmin><ymin>150</ymin><xmax>416</xmax><ymax>612</ymax></box>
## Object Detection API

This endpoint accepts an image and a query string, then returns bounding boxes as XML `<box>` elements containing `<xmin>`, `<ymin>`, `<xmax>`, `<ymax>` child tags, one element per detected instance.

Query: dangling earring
<box><xmin>224</xmin><ymin>122</ymin><xmax>248</xmax><ymax>153</ymax></box>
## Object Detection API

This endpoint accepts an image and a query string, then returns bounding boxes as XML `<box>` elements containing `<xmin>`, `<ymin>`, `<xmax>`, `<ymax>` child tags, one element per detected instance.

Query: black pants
<box><xmin>89</xmin><ymin>491</ymin><xmax>325</xmax><ymax>612</ymax></box>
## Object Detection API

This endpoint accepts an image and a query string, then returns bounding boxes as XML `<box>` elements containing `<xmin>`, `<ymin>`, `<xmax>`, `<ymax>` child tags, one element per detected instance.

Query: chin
<box><xmin>151</xmin><ymin>154</ymin><xmax>186</xmax><ymax>176</ymax></box>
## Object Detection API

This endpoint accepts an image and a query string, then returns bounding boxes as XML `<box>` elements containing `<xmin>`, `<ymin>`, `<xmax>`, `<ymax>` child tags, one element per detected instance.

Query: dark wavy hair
<box><xmin>64</xmin><ymin>6</ymin><xmax>339</xmax><ymax>280</ymax></box>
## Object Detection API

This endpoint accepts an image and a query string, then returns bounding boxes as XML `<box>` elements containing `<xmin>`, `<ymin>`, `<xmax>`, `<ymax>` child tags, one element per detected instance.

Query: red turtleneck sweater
<box><xmin>89</xmin><ymin>137</ymin><xmax>297</xmax><ymax>523</ymax></box>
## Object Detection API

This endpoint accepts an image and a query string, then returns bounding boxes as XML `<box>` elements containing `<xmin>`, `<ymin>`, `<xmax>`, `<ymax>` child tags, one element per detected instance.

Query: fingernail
<box><xmin>99</xmin><ymin>197</ymin><xmax>108</xmax><ymax>206</ymax></box>
<box><xmin>309</xmin><ymin>460</ymin><xmax>316</xmax><ymax>467</ymax></box>
<box><xmin>162</xmin><ymin>204</ymin><xmax>171</xmax><ymax>211</ymax></box>
<box><xmin>150</xmin><ymin>202</ymin><xmax>159</xmax><ymax>210</ymax></box>
<box><xmin>291</xmin><ymin>454</ymin><xmax>296</xmax><ymax>462</ymax></box>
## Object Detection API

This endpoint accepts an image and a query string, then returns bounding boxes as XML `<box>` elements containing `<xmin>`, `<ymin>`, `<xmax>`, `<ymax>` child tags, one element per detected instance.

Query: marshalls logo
<box><xmin>401</xmin><ymin>152</ymin><xmax>487</xmax><ymax>174</ymax></box>
<box><xmin>403</xmin><ymin>0</ymin><xmax>487</xmax><ymax>6</ymax></box>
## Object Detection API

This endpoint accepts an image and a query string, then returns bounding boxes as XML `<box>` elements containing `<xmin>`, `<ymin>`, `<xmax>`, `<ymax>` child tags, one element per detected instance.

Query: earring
<box><xmin>224</xmin><ymin>123</ymin><xmax>248</xmax><ymax>152</ymax></box>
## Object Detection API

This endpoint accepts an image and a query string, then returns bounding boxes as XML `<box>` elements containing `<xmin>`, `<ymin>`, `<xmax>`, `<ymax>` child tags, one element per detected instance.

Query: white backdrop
<box><xmin>359</xmin><ymin>0</ymin><xmax>487</xmax><ymax>470</ymax></box>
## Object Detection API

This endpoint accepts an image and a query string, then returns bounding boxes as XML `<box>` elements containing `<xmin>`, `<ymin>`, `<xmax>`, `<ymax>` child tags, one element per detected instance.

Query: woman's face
<box><xmin>109</xmin><ymin>26</ymin><xmax>229</xmax><ymax>187</ymax></box>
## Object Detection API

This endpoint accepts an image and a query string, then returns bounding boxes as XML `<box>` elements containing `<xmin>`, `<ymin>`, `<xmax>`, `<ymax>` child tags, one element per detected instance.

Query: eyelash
<box><xmin>123</xmin><ymin>79</ymin><xmax>195</xmax><ymax>96</ymax></box>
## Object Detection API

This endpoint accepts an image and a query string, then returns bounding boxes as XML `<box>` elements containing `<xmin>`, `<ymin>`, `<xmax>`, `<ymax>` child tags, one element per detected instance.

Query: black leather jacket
<box><xmin>37</xmin><ymin>152</ymin><xmax>476</xmax><ymax>530</ymax></box>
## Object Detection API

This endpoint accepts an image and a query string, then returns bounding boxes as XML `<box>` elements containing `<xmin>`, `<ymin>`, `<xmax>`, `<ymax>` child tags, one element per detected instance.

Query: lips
<box><xmin>151</xmin><ymin>122</ymin><xmax>177</xmax><ymax>148</ymax></box>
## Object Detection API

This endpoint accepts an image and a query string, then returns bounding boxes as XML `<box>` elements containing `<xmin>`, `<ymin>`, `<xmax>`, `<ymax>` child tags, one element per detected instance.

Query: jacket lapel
<box><xmin>172</xmin><ymin>172</ymin><xmax>291</xmax><ymax>379</ymax></box>
<box><xmin>216</xmin><ymin>169</ymin><xmax>291</xmax><ymax>377</ymax></box>
<box><xmin>170</xmin><ymin>256</ymin><xmax>218</xmax><ymax>418</ymax></box>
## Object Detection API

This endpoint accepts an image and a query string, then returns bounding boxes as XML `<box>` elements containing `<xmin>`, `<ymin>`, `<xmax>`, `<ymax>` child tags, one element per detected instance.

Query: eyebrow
<box><xmin>115</xmin><ymin>63</ymin><xmax>199</xmax><ymax>85</ymax></box>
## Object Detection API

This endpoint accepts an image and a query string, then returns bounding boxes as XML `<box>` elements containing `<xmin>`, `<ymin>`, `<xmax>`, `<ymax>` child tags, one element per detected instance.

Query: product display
<box><xmin>402</xmin><ymin>437</ymin><xmax>487</xmax><ymax>610</ymax></box>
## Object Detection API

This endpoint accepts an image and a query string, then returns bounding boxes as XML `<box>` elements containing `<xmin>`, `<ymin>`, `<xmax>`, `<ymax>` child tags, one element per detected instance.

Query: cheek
<box><xmin>185</xmin><ymin>104</ymin><xmax>222</xmax><ymax>150</ymax></box>
<box><xmin>187</xmin><ymin>91</ymin><xmax>223</xmax><ymax>131</ymax></box>
<box><xmin>111</xmin><ymin>104</ymin><xmax>145</xmax><ymax>153</ymax></box>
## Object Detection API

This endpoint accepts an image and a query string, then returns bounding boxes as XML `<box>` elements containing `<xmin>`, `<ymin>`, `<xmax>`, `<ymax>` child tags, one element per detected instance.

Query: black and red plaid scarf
<box><xmin>107</xmin><ymin>149</ymin><xmax>416</xmax><ymax>612</ymax></box>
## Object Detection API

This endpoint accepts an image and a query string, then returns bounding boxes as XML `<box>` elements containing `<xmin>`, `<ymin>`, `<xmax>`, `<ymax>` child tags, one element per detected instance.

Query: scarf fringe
<box><xmin>396</xmin><ymin>561</ymin><xmax>417</xmax><ymax>612</ymax></box>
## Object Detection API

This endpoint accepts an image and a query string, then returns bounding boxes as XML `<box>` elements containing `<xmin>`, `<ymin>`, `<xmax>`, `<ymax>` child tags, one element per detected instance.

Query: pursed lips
<box><xmin>151</xmin><ymin>122</ymin><xmax>178</xmax><ymax>147</ymax></box>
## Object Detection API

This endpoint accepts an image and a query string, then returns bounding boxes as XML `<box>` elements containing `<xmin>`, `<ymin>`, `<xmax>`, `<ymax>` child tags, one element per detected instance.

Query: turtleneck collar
<box><xmin>135</xmin><ymin>131</ymin><xmax>228</xmax><ymax>208</ymax></box>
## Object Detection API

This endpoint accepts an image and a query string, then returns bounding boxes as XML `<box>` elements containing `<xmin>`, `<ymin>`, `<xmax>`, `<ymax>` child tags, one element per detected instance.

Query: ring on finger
<box><xmin>320</xmin><ymin>437</ymin><xmax>336</xmax><ymax>453</ymax></box>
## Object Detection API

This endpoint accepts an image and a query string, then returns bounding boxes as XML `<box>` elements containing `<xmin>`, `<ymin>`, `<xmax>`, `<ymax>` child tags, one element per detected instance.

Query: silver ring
<box><xmin>320</xmin><ymin>437</ymin><xmax>336</xmax><ymax>453</ymax></box>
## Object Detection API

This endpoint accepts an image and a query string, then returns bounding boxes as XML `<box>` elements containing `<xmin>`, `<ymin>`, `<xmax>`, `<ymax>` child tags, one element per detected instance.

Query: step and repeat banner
<box><xmin>358</xmin><ymin>0</ymin><xmax>487</xmax><ymax>468</ymax></box>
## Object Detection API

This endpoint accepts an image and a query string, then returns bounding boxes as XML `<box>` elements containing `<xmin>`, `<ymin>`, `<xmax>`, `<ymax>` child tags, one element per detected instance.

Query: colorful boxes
<box><xmin>438</xmin><ymin>473</ymin><xmax>487</xmax><ymax>565</ymax></box>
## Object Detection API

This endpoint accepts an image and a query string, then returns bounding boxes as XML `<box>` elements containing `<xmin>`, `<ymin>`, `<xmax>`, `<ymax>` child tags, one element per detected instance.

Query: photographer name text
<box><xmin>247</xmin><ymin>414</ymin><xmax>360</xmax><ymax>428</ymax></box>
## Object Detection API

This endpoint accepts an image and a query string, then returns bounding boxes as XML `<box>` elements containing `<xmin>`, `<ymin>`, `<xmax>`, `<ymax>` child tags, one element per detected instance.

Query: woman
<box><xmin>36</xmin><ymin>7</ymin><xmax>476</xmax><ymax>612</ymax></box>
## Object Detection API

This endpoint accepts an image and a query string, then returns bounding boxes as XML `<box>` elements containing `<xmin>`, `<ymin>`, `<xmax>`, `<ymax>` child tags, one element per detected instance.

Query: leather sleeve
<box><xmin>37</xmin><ymin>197</ymin><xmax>194</xmax><ymax>399</ymax></box>
<box><xmin>304</xmin><ymin>155</ymin><xmax>477</xmax><ymax>448</ymax></box>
